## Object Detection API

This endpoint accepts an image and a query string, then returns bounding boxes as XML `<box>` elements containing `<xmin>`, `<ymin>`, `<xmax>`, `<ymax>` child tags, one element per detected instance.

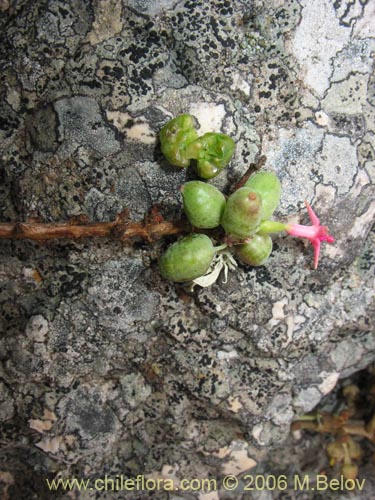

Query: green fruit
<box><xmin>245</xmin><ymin>171</ymin><xmax>281</xmax><ymax>220</ymax></box>
<box><xmin>236</xmin><ymin>234</ymin><xmax>273</xmax><ymax>266</ymax></box>
<box><xmin>185</xmin><ymin>132</ymin><xmax>235</xmax><ymax>179</ymax></box>
<box><xmin>159</xmin><ymin>234</ymin><xmax>215</xmax><ymax>282</ymax></box>
<box><xmin>220</xmin><ymin>187</ymin><xmax>263</xmax><ymax>240</ymax></box>
<box><xmin>181</xmin><ymin>181</ymin><xmax>226</xmax><ymax>228</ymax></box>
<box><xmin>159</xmin><ymin>114</ymin><xmax>198</xmax><ymax>168</ymax></box>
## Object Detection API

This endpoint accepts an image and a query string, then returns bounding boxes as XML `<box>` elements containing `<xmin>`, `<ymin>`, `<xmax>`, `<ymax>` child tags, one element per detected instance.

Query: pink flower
<box><xmin>286</xmin><ymin>201</ymin><xmax>335</xmax><ymax>269</ymax></box>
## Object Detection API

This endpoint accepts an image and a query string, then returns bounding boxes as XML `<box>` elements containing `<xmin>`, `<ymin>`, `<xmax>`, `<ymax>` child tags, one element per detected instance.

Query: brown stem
<box><xmin>342</xmin><ymin>422</ymin><xmax>373</xmax><ymax>441</ymax></box>
<box><xmin>230</xmin><ymin>155</ymin><xmax>267</xmax><ymax>192</ymax></box>
<box><xmin>0</xmin><ymin>160</ymin><xmax>267</xmax><ymax>244</ymax></box>
<box><xmin>0</xmin><ymin>215</ymin><xmax>190</xmax><ymax>243</ymax></box>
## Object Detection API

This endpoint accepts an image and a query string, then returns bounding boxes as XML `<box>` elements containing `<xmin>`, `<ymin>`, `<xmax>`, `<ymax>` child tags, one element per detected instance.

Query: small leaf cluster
<box><xmin>159</xmin><ymin>114</ymin><xmax>235</xmax><ymax>179</ymax></box>
<box><xmin>158</xmin><ymin>114</ymin><xmax>282</xmax><ymax>284</ymax></box>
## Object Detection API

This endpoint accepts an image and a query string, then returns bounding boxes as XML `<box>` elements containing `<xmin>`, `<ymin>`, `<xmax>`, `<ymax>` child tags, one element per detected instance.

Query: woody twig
<box><xmin>0</xmin><ymin>162</ymin><xmax>265</xmax><ymax>244</ymax></box>
<box><xmin>0</xmin><ymin>210</ymin><xmax>190</xmax><ymax>243</ymax></box>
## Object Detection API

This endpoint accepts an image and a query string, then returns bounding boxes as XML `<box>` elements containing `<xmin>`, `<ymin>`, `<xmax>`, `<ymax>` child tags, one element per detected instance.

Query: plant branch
<box><xmin>0</xmin><ymin>211</ymin><xmax>190</xmax><ymax>243</ymax></box>
<box><xmin>230</xmin><ymin>155</ymin><xmax>267</xmax><ymax>192</ymax></box>
<box><xmin>0</xmin><ymin>161</ymin><xmax>267</xmax><ymax>244</ymax></box>
<box><xmin>292</xmin><ymin>418</ymin><xmax>374</xmax><ymax>442</ymax></box>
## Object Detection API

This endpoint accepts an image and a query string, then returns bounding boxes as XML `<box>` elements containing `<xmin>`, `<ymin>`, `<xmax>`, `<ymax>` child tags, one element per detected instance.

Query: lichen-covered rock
<box><xmin>0</xmin><ymin>0</ymin><xmax>374</xmax><ymax>498</ymax></box>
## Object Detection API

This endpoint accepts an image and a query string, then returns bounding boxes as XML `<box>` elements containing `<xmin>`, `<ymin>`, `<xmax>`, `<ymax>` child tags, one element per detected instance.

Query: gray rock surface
<box><xmin>0</xmin><ymin>0</ymin><xmax>374</xmax><ymax>498</ymax></box>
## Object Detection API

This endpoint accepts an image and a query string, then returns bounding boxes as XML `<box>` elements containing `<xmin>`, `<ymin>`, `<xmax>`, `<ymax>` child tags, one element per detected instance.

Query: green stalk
<box><xmin>257</xmin><ymin>220</ymin><xmax>287</xmax><ymax>235</ymax></box>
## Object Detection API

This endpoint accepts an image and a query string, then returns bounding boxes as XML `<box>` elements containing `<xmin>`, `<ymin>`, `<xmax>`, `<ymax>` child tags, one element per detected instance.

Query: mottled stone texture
<box><xmin>0</xmin><ymin>0</ymin><xmax>374</xmax><ymax>498</ymax></box>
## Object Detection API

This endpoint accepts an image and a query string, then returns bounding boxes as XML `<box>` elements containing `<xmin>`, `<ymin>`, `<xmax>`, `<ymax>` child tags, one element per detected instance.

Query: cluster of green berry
<box><xmin>159</xmin><ymin>173</ymin><xmax>282</xmax><ymax>283</ymax></box>
<box><xmin>158</xmin><ymin>114</ymin><xmax>283</xmax><ymax>284</ymax></box>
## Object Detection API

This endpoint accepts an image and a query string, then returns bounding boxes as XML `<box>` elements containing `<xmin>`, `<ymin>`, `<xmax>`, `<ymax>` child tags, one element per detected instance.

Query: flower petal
<box><xmin>305</xmin><ymin>200</ymin><xmax>320</xmax><ymax>226</ymax></box>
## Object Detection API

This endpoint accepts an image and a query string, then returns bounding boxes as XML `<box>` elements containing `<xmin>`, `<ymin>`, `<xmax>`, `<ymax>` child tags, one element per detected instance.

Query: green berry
<box><xmin>159</xmin><ymin>234</ymin><xmax>215</xmax><ymax>282</ymax></box>
<box><xmin>245</xmin><ymin>171</ymin><xmax>281</xmax><ymax>220</ymax></box>
<box><xmin>236</xmin><ymin>234</ymin><xmax>273</xmax><ymax>266</ymax></box>
<box><xmin>181</xmin><ymin>181</ymin><xmax>226</xmax><ymax>229</ymax></box>
<box><xmin>185</xmin><ymin>132</ymin><xmax>235</xmax><ymax>179</ymax></box>
<box><xmin>159</xmin><ymin>114</ymin><xmax>198</xmax><ymax>168</ymax></box>
<box><xmin>220</xmin><ymin>187</ymin><xmax>263</xmax><ymax>240</ymax></box>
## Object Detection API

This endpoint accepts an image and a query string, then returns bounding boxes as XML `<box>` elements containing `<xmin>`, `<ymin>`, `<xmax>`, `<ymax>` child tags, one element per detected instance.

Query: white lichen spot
<box><xmin>106</xmin><ymin>111</ymin><xmax>156</xmax><ymax>144</ymax></box>
<box><xmin>318</xmin><ymin>371</ymin><xmax>340</xmax><ymax>395</ymax></box>
<box><xmin>26</xmin><ymin>315</ymin><xmax>49</xmax><ymax>342</ymax></box>
<box><xmin>216</xmin><ymin>350</ymin><xmax>238</xmax><ymax>361</ymax></box>
<box><xmin>29</xmin><ymin>419</ymin><xmax>53</xmax><ymax>433</ymax></box>
<box><xmin>35</xmin><ymin>436</ymin><xmax>64</xmax><ymax>454</ymax></box>
<box><xmin>314</xmin><ymin>110</ymin><xmax>330</xmax><ymax>127</ymax></box>
<box><xmin>292</xmin><ymin>429</ymin><xmax>302</xmax><ymax>440</ymax></box>
<box><xmin>230</xmin><ymin>72</ymin><xmax>251</xmax><ymax>96</ymax></box>
<box><xmin>220</xmin><ymin>441</ymin><xmax>257</xmax><ymax>475</ymax></box>
<box><xmin>227</xmin><ymin>396</ymin><xmax>243</xmax><ymax>413</ymax></box>
<box><xmin>271</xmin><ymin>298</ymin><xmax>288</xmax><ymax>321</ymax></box>
<box><xmin>188</xmin><ymin>102</ymin><xmax>226</xmax><ymax>134</ymax></box>
<box><xmin>160</xmin><ymin>463</ymin><xmax>180</xmax><ymax>482</ymax></box>
<box><xmin>126</xmin><ymin>122</ymin><xmax>156</xmax><ymax>144</ymax></box>
<box><xmin>285</xmin><ymin>316</ymin><xmax>295</xmax><ymax>346</ymax></box>
<box><xmin>211</xmin><ymin>447</ymin><xmax>229</xmax><ymax>459</ymax></box>
<box><xmin>29</xmin><ymin>409</ymin><xmax>57</xmax><ymax>433</ymax></box>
